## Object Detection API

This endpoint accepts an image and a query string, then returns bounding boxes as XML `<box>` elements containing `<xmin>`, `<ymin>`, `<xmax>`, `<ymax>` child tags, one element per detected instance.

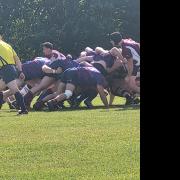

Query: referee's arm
<box><xmin>12</xmin><ymin>49</ymin><xmax>23</xmax><ymax>72</ymax></box>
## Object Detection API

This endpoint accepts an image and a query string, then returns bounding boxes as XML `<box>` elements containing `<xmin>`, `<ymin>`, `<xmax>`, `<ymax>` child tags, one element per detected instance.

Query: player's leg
<box><xmin>6</xmin><ymin>80</ymin><xmax>27</xmax><ymax>114</ymax></box>
<box><xmin>0</xmin><ymin>79</ymin><xmax>6</xmax><ymax>91</ymax></box>
<box><xmin>33</xmin><ymin>88</ymin><xmax>54</xmax><ymax>111</ymax></box>
<box><xmin>25</xmin><ymin>79</ymin><xmax>42</xmax><ymax>88</ymax></box>
<box><xmin>44</xmin><ymin>80</ymin><xmax>65</xmax><ymax>102</ymax></box>
<box><xmin>47</xmin><ymin>83</ymin><xmax>75</xmax><ymax>111</ymax></box>
<box><xmin>110</xmin><ymin>78</ymin><xmax>135</xmax><ymax>105</ymax></box>
<box><xmin>24</xmin><ymin>76</ymin><xmax>55</xmax><ymax>108</ymax></box>
<box><xmin>128</xmin><ymin>76</ymin><xmax>140</xmax><ymax>94</ymax></box>
<box><xmin>109</xmin><ymin>93</ymin><xmax>115</xmax><ymax>106</ymax></box>
<box><xmin>0</xmin><ymin>79</ymin><xmax>6</xmax><ymax>108</ymax></box>
<box><xmin>125</xmin><ymin>64</ymin><xmax>140</xmax><ymax>94</ymax></box>
<box><xmin>0</xmin><ymin>67</ymin><xmax>6</xmax><ymax>106</ymax></box>
<box><xmin>0</xmin><ymin>65</ymin><xmax>28</xmax><ymax>114</ymax></box>
<box><xmin>2</xmin><ymin>78</ymin><xmax>24</xmax><ymax>100</ymax></box>
<box><xmin>33</xmin><ymin>80</ymin><xmax>63</xmax><ymax>111</ymax></box>
<box><xmin>84</xmin><ymin>89</ymin><xmax>98</xmax><ymax>108</ymax></box>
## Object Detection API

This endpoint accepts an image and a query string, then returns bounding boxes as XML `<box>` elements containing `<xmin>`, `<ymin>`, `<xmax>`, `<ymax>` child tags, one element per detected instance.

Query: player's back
<box><xmin>22</xmin><ymin>57</ymin><xmax>50</xmax><ymax>80</ymax></box>
<box><xmin>75</xmin><ymin>66</ymin><xmax>104</xmax><ymax>86</ymax></box>
<box><xmin>49</xmin><ymin>59</ymin><xmax>79</xmax><ymax>71</ymax></box>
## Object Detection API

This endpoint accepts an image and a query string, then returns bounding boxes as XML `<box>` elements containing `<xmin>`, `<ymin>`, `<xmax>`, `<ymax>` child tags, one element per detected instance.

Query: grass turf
<box><xmin>0</xmin><ymin>97</ymin><xmax>140</xmax><ymax>180</ymax></box>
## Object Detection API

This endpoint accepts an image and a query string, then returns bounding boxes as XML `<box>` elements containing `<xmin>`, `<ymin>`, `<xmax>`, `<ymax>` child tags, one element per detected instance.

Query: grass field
<box><xmin>0</xmin><ymin>97</ymin><xmax>140</xmax><ymax>180</ymax></box>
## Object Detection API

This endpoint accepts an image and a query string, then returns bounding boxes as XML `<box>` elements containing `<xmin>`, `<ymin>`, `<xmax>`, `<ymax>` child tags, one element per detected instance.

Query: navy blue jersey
<box><xmin>61</xmin><ymin>66</ymin><xmax>106</xmax><ymax>87</ymax></box>
<box><xmin>22</xmin><ymin>57</ymin><xmax>51</xmax><ymax>80</ymax></box>
<box><xmin>48</xmin><ymin>59</ymin><xmax>80</xmax><ymax>71</ymax></box>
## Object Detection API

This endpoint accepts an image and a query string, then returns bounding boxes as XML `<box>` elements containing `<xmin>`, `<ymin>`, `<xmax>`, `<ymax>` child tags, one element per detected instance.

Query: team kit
<box><xmin>0</xmin><ymin>32</ymin><xmax>140</xmax><ymax>115</ymax></box>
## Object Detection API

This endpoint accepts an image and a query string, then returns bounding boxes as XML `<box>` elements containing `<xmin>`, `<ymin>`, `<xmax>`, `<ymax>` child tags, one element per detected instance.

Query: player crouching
<box><xmin>46</xmin><ymin>66</ymin><xmax>109</xmax><ymax>111</ymax></box>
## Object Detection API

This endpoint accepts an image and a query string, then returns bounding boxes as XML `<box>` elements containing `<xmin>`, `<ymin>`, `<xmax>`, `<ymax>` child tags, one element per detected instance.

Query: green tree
<box><xmin>0</xmin><ymin>0</ymin><xmax>140</xmax><ymax>59</ymax></box>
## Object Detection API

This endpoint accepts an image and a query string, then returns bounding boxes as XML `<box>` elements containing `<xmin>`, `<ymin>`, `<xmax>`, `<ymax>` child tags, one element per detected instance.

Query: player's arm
<box><xmin>13</xmin><ymin>50</ymin><xmax>22</xmax><ymax>72</ymax></box>
<box><xmin>107</xmin><ymin>57</ymin><xmax>123</xmax><ymax>73</ymax></box>
<box><xmin>95</xmin><ymin>47</ymin><xmax>108</xmax><ymax>55</ymax></box>
<box><xmin>60</xmin><ymin>53</ymin><xmax>66</xmax><ymax>60</ymax></box>
<box><xmin>110</xmin><ymin>47</ymin><xmax>126</xmax><ymax>62</ymax></box>
<box><xmin>127</xmin><ymin>57</ymin><xmax>134</xmax><ymax>76</ymax></box>
<box><xmin>97</xmin><ymin>85</ymin><xmax>109</xmax><ymax>109</ymax></box>
<box><xmin>79</xmin><ymin>61</ymin><xmax>93</xmax><ymax>67</ymax></box>
<box><xmin>123</xmin><ymin>48</ymin><xmax>134</xmax><ymax>76</ymax></box>
<box><xmin>12</xmin><ymin>49</ymin><xmax>25</xmax><ymax>80</ymax></box>
<box><xmin>110</xmin><ymin>47</ymin><xmax>123</xmax><ymax>58</ymax></box>
<box><xmin>42</xmin><ymin>65</ymin><xmax>62</xmax><ymax>74</ymax></box>
<box><xmin>109</xmin><ymin>93</ymin><xmax>115</xmax><ymax>106</ymax></box>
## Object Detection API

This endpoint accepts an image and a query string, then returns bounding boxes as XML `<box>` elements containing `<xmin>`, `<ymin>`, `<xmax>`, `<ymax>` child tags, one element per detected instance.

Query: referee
<box><xmin>0</xmin><ymin>34</ymin><xmax>28</xmax><ymax>115</ymax></box>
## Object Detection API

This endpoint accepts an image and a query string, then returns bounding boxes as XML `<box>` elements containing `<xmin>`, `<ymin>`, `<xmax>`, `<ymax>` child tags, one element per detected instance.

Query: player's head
<box><xmin>80</xmin><ymin>51</ymin><xmax>87</xmax><ymax>58</ymax></box>
<box><xmin>66</xmin><ymin>54</ymin><xmax>73</xmax><ymax>60</ymax></box>
<box><xmin>42</xmin><ymin>42</ymin><xmax>53</xmax><ymax>56</ymax></box>
<box><xmin>109</xmin><ymin>32</ymin><xmax>122</xmax><ymax>46</ymax></box>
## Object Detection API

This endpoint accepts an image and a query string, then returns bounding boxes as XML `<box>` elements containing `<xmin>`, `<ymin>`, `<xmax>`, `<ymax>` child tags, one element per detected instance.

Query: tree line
<box><xmin>0</xmin><ymin>0</ymin><xmax>140</xmax><ymax>59</ymax></box>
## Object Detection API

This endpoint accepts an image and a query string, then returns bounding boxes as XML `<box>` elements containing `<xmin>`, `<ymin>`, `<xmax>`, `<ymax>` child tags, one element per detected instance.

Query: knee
<box><xmin>64</xmin><ymin>90</ymin><xmax>73</xmax><ymax>99</ymax></box>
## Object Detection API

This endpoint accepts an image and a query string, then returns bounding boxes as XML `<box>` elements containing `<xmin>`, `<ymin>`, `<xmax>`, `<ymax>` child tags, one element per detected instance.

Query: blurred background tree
<box><xmin>0</xmin><ymin>0</ymin><xmax>140</xmax><ymax>59</ymax></box>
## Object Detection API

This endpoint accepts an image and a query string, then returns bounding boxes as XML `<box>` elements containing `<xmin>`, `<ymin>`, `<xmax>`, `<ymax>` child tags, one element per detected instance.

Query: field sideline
<box><xmin>0</xmin><ymin>97</ymin><xmax>140</xmax><ymax>180</ymax></box>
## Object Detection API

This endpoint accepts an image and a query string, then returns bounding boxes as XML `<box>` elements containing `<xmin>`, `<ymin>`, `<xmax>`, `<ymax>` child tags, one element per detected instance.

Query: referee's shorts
<box><xmin>0</xmin><ymin>65</ymin><xmax>18</xmax><ymax>84</ymax></box>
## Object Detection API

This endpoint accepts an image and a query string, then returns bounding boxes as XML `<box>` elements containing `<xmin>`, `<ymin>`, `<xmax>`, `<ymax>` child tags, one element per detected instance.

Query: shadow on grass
<box><xmin>0</xmin><ymin>105</ymin><xmax>140</xmax><ymax>116</ymax></box>
<box><xmin>30</xmin><ymin>104</ymin><xmax>140</xmax><ymax>113</ymax></box>
<box><xmin>0</xmin><ymin>110</ymin><xmax>22</xmax><ymax>117</ymax></box>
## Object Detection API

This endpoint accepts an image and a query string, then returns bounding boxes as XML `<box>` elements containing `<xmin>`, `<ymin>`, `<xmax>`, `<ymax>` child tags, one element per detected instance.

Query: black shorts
<box><xmin>0</xmin><ymin>65</ymin><xmax>18</xmax><ymax>84</ymax></box>
<box><xmin>93</xmin><ymin>63</ymin><xmax>107</xmax><ymax>76</ymax></box>
<box><xmin>61</xmin><ymin>69</ymin><xmax>78</xmax><ymax>85</ymax></box>
<box><xmin>111</xmin><ymin>64</ymin><xmax>128</xmax><ymax>79</ymax></box>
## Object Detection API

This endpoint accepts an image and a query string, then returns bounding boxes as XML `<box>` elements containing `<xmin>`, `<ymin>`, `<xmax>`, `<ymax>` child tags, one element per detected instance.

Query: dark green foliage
<box><xmin>0</xmin><ymin>0</ymin><xmax>140</xmax><ymax>59</ymax></box>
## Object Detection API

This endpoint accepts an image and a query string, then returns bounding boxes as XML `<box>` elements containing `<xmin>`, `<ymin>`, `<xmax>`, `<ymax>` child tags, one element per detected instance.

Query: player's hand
<box><xmin>122</xmin><ymin>58</ymin><xmax>128</xmax><ymax>64</ymax></box>
<box><xmin>56</xmin><ymin>67</ymin><xmax>62</xmax><ymax>74</ymax></box>
<box><xmin>19</xmin><ymin>72</ymin><xmax>25</xmax><ymax>80</ymax></box>
<box><xmin>114</xmin><ymin>59</ymin><xmax>123</xmax><ymax>67</ymax></box>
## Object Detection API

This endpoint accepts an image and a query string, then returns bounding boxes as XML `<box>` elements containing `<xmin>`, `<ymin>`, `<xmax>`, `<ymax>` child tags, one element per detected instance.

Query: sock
<box><xmin>24</xmin><ymin>91</ymin><xmax>34</xmax><ymax>106</ymax></box>
<box><xmin>37</xmin><ymin>89</ymin><xmax>53</xmax><ymax>102</ymax></box>
<box><xmin>14</xmin><ymin>92</ymin><xmax>27</xmax><ymax>112</ymax></box>
<box><xmin>122</xmin><ymin>91</ymin><xmax>133</xmax><ymax>101</ymax></box>
<box><xmin>0</xmin><ymin>92</ymin><xmax>5</xmax><ymax>105</ymax></box>
<box><xmin>76</xmin><ymin>93</ymin><xmax>87</xmax><ymax>103</ymax></box>
<box><xmin>20</xmin><ymin>84</ymin><xmax>32</xmax><ymax>96</ymax></box>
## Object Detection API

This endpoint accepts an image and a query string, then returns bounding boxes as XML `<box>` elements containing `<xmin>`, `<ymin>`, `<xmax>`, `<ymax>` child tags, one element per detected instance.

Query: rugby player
<box><xmin>77</xmin><ymin>46</ymin><xmax>128</xmax><ymax>77</ymax></box>
<box><xmin>75</xmin><ymin>47</ymin><xmax>128</xmax><ymax>107</ymax></box>
<box><xmin>23</xmin><ymin>58</ymin><xmax>82</xmax><ymax>108</ymax></box>
<box><xmin>109</xmin><ymin>32</ymin><xmax>140</xmax><ymax>94</ymax></box>
<box><xmin>42</xmin><ymin>42</ymin><xmax>66</xmax><ymax>61</ymax></box>
<box><xmin>1</xmin><ymin>57</ymin><xmax>52</xmax><ymax>102</ymax></box>
<box><xmin>46</xmin><ymin>66</ymin><xmax>109</xmax><ymax>111</ymax></box>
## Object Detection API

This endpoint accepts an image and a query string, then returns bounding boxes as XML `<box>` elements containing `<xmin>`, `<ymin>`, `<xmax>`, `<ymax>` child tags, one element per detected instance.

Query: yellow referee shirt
<box><xmin>0</xmin><ymin>40</ymin><xmax>17</xmax><ymax>67</ymax></box>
